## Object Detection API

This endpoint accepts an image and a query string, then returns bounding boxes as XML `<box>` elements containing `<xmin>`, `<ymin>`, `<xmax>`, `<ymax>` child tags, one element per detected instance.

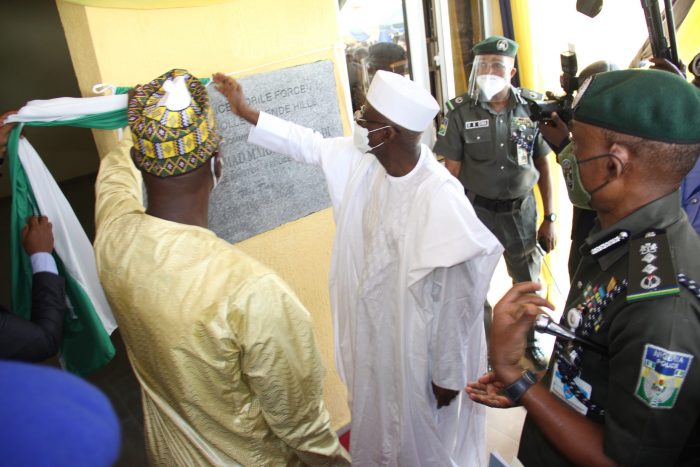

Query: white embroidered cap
<box><xmin>158</xmin><ymin>75</ymin><xmax>191</xmax><ymax>111</ymax></box>
<box><xmin>366</xmin><ymin>70</ymin><xmax>440</xmax><ymax>132</ymax></box>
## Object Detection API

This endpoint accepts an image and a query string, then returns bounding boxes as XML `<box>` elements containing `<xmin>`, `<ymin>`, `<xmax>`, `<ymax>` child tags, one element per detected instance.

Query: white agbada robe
<box><xmin>249</xmin><ymin>112</ymin><xmax>503</xmax><ymax>466</ymax></box>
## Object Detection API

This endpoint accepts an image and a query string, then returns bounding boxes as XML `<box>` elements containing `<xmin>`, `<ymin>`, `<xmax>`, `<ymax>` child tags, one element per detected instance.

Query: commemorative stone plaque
<box><xmin>207</xmin><ymin>60</ymin><xmax>342</xmax><ymax>243</ymax></box>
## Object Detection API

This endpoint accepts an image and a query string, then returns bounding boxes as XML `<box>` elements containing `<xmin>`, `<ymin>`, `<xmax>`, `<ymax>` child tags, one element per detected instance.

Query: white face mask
<box><xmin>476</xmin><ymin>74</ymin><xmax>508</xmax><ymax>101</ymax></box>
<box><xmin>210</xmin><ymin>155</ymin><xmax>224</xmax><ymax>191</ymax></box>
<box><xmin>353</xmin><ymin>122</ymin><xmax>390</xmax><ymax>154</ymax></box>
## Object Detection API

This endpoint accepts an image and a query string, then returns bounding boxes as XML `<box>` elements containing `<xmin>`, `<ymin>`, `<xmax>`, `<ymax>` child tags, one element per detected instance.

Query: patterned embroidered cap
<box><xmin>128</xmin><ymin>69</ymin><xmax>221</xmax><ymax>177</ymax></box>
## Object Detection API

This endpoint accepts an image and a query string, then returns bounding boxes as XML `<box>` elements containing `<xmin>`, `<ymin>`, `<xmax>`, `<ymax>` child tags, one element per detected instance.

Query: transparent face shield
<box><xmin>467</xmin><ymin>55</ymin><xmax>513</xmax><ymax>104</ymax></box>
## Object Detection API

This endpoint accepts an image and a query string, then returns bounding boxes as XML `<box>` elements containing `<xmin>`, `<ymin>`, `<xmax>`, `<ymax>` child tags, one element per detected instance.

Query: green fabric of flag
<box><xmin>7</xmin><ymin>107</ymin><xmax>128</xmax><ymax>376</ymax></box>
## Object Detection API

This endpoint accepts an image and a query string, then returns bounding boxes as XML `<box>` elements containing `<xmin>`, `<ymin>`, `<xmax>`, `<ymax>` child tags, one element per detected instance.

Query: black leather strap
<box><xmin>502</xmin><ymin>369</ymin><xmax>537</xmax><ymax>402</ymax></box>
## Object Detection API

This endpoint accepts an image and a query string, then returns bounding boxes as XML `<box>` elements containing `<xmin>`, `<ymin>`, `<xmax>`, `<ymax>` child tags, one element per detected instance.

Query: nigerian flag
<box><xmin>5</xmin><ymin>94</ymin><xmax>129</xmax><ymax>376</ymax></box>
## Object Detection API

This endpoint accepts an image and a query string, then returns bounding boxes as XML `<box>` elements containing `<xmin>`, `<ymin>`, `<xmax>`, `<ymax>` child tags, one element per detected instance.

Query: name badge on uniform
<box><xmin>517</xmin><ymin>146</ymin><xmax>529</xmax><ymax>166</ymax></box>
<box><xmin>465</xmin><ymin>119</ymin><xmax>489</xmax><ymax>130</ymax></box>
<box><xmin>550</xmin><ymin>361</ymin><xmax>592</xmax><ymax>416</ymax></box>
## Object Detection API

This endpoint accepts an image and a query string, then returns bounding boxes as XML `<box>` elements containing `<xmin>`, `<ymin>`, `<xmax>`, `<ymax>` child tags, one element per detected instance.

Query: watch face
<box><xmin>546</xmin><ymin>213</ymin><xmax>557</xmax><ymax>222</ymax></box>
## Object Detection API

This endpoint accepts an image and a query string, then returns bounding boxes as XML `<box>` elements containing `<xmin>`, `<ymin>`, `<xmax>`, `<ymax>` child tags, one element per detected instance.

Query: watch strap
<box><xmin>502</xmin><ymin>369</ymin><xmax>537</xmax><ymax>402</ymax></box>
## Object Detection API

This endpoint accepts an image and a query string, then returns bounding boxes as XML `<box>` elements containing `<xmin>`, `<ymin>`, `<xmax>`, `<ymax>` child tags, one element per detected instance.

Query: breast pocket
<box><xmin>463</xmin><ymin>126</ymin><xmax>492</xmax><ymax>161</ymax></box>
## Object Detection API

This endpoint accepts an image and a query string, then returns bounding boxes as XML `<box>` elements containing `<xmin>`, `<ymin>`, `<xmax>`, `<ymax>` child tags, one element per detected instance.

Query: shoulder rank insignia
<box><xmin>635</xmin><ymin>344</ymin><xmax>693</xmax><ymax>409</ymax></box>
<box><xmin>446</xmin><ymin>94</ymin><xmax>468</xmax><ymax>111</ymax></box>
<box><xmin>627</xmin><ymin>230</ymin><xmax>679</xmax><ymax>302</ymax></box>
<box><xmin>519</xmin><ymin>88</ymin><xmax>543</xmax><ymax>101</ymax></box>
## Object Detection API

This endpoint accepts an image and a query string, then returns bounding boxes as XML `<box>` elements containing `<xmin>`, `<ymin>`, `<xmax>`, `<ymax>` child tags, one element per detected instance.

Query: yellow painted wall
<box><xmin>56</xmin><ymin>0</ymin><xmax>351</xmax><ymax>430</ymax></box>
<box><xmin>677</xmin><ymin>0</ymin><xmax>700</xmax><ymax>83</ymax></box>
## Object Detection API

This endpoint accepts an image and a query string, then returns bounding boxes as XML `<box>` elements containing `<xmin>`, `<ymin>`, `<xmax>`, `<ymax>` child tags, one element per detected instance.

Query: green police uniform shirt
<box><xmin>518</xmin><ymin>191</ymin><xmax>700</xmax><ymax>467</ymax></box>
<box><xmin>433</xmin><ymin>87</ymin><xmax>550</xmax><ymax>200</ymax></box>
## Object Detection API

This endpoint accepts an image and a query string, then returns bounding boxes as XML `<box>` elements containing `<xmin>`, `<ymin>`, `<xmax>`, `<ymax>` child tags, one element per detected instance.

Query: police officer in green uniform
<box><xmin>467</xmin><ymin>69</ymin><xmax>700</xmax><ymax>466</ymax></box>
<box><xmin>433</xmin><ymin>35</ymin><xmax>555</xmax><ymax>369</ymax></box>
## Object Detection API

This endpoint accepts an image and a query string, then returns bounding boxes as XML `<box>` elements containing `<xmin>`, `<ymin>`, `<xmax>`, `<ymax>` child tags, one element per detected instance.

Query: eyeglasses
<box><xmin>353</xmin><ymin>105</ymin><xmax>400</xmax><ymax>132</ymax></box>
<box><xmin>475</xmin><ymin>61</ymin><xmax>508</xmax><ymax>75</ymax></box>
<box><xmin>353</xmin><ymin>105</ymin><xmax>386</xmax><ymax>126</ymax></box>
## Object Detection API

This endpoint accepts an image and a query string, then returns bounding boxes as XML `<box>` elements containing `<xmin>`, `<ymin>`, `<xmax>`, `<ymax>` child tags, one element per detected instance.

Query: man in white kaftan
<box><xmin>214</xmin><ymin>70</ymin><xmax>503</xmax><ymax>466</ymax></box>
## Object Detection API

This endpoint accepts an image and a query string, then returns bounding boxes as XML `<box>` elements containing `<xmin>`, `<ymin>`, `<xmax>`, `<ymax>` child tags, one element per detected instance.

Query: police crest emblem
<box><xmin>438</xmin><ymin>116</ymin><xmax>449</xmax><ymax>136</ymax></box>
<box><xmin>635</xmin><ymin>344</ymin><xmax>693</xmax><ymax>409</ymax></box>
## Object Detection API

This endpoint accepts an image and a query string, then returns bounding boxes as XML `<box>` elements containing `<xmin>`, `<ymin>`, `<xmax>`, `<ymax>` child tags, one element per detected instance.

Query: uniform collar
<box><xmin>582</xmin><ymin>191</ymin><xmax>684</xmax><ymax>271</ymax></box>
<box><xmin>513</xmin><ymin>87</ymin><xmax>527</xmax><ymax>105</ymax></box>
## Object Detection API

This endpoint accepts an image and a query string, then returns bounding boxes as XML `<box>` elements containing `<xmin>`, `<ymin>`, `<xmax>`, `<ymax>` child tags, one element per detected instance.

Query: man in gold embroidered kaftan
<box><xmin>94</xmin><ymin>69</ymin><xmax>350</xmax><ymax>466</ymax></box>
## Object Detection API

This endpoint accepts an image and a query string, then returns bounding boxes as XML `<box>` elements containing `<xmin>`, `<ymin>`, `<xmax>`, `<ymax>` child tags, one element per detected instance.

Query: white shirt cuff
<box><xmin>30</xmin><ymin>252</ymin><xmax>58</xmax><ymax>275</ymax></box>
<box><xmin>248</xmin><ymin>111</ymin><xmax>291</xmax><ymax>148</ymax></box>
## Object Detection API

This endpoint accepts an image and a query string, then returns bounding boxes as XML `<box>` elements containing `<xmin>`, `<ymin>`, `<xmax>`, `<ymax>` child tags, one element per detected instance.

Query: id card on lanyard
<box><xmin>511</xmin><ymin>116</ymin><xmax>533</xmax><ymax>166</ymax></box>
<box><xmin>550</xmin><ymin>361</ymin><xmax>593</xmax><ymax>416</ymax></box>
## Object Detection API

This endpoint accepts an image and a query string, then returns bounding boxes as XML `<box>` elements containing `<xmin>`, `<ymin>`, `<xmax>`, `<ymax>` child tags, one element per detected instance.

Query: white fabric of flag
<box><xmin>5</xmin><ymin>94</ymin><xmax>129</xmax><ymax>375</ymax></box>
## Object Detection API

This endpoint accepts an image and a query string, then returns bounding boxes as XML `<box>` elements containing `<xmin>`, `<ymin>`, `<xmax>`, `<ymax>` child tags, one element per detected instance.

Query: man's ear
<box><xmin>383</xmin><ymin>126</ymin><xmax>399</xmax><ymax>143</ymax></box>
<box><xmin>608</xmin><ymin>143</ymin><xmax>631</xmax><ymax>178</ymax></box>
<box><xmin>510</xmin><ymin>67</ymin><xmax>517</xmax><ymax>79</ymax></box>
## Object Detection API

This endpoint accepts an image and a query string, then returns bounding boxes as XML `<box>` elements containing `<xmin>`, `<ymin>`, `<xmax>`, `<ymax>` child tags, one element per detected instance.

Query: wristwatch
<box><xmin>502</xmin><ymin>369</ymin><xmax>538</xmax><ymax>403</ymax></box>
<box><xmin>544</xmin><ymin>213</ymin><xmax>557</xmax><ymax>222</ymax></box>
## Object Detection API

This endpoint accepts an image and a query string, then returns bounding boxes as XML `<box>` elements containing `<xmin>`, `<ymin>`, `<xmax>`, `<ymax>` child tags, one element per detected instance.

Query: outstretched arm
<box><xmin>213</xmin><ymin>71</ymin><xmax>359</xmax><ymax>212</ymax></box>
<box><xmin>213</xmin><ymin>73</ymin><xmax>260</xmax><ymax>125</ymax></box>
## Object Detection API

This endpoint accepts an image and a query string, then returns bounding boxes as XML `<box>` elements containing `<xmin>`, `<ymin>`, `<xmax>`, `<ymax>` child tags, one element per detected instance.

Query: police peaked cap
<box><xmin>573</xmin><ymin>69</ymin><xmax>700</xmax><ymax>144</ymax></box>
<box><xmin>472</xmin><ymin>35</ymin><xmax>518</xmax><ymax>57</ymax></box>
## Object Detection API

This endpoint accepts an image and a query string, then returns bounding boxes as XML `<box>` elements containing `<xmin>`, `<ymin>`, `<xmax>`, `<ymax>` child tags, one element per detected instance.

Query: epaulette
<box><xmin>627</xmin><ymin>229</ymin><xmax>680</xmax><ymax>302</ymax></box>
<box><xmin>517</xmin><ymin>87</ymin><xmax>542</xmax><ymax>105</ymax></box>
<box><xmin>445</xmin><ymin>94</ymin><xmax>470</xmax><ymax>112</ymax></box>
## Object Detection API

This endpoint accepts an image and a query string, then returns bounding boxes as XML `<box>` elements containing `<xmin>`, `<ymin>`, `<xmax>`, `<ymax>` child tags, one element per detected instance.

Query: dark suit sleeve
<box><xmin>0</xmin><ymin>272</ymin><xmax>66</xmax><ymax>362</ymax></box>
